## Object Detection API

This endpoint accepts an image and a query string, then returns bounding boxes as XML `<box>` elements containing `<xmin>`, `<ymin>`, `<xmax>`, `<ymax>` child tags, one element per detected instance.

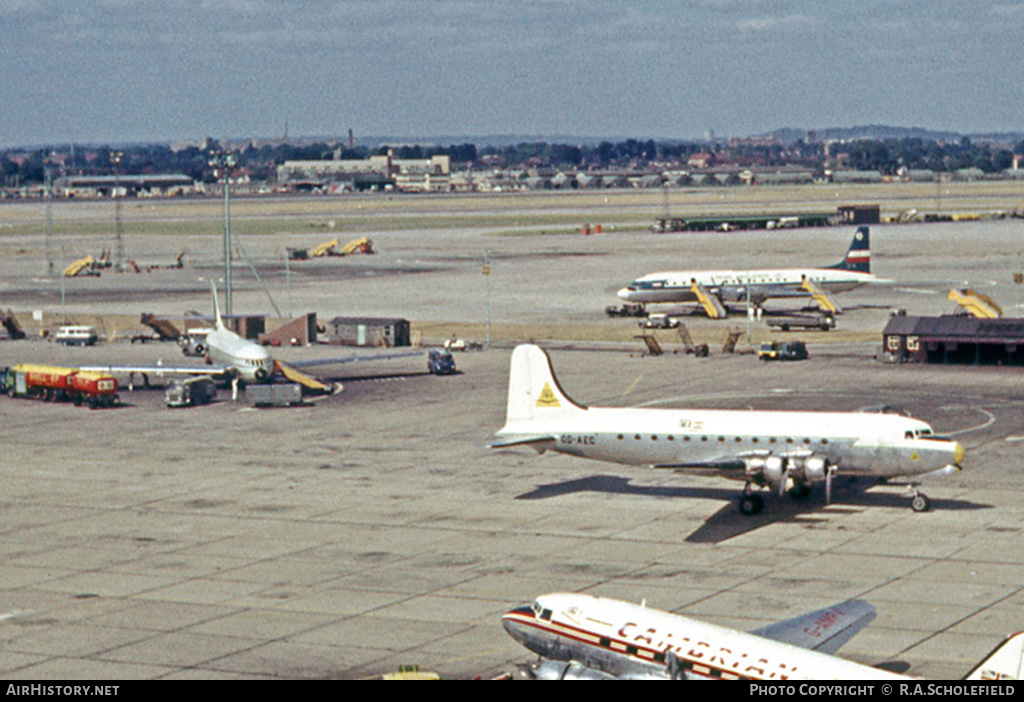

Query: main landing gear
<box><xmin>738</xmin><ymin>492</ymin><xmax>764</xmax><ymax>516</ymax></box>
<box><xmin>738</xmin><ymin>484</ymin><xmax>934</xmax><ymax>515</ymax></box>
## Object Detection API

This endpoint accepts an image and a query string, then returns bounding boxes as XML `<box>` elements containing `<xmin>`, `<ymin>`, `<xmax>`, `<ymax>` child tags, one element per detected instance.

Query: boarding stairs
<box><xmin>689</xmin><ymin>280</ymin><xmax>728</xmax><ymax>319</ymax></box>
<box><xmin>801</xmin><ymin>277</ymin><xmax>842</xmax><ymax>315</ymax></box>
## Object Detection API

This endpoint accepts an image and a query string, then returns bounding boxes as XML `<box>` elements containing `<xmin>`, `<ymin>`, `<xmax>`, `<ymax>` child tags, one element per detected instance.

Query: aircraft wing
<box><xmin>80</xmin><ymin>363</ymin><xmax>232</xmax><ymax>377</ymax></box>
<box><xmin>284</xmin><ymin>349</ymin><xmax>424</xmax><ymax>369</ymax></box>
<box><xmin>653</xmin><ymin>456</ymin><xmax>748</xmax><ymax>471</ymax></box>
<box><xmin>751</xmin><ymin>600</ymin><xmax>877</xmax><ymax>654</ymax></box>
<box><xmin>654</xmin><ymin>449</ymin><xmax>816</xmax><ymax>472</ymax></box>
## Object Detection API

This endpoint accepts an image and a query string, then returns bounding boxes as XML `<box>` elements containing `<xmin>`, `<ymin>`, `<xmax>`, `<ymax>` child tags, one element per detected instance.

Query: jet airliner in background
<box><xmin>491</xmin><ymin>344</ymin><xmax>964</xmax><ymax>514</ymax></box>
<box><xmin>83</xmin><ymin>283</ymin><xmax>423</xmax><ymax>392</ymax></box>
<box><xmin>504</xmin><ymin>592</ymin><xmax>1024</xmax><ymax>680</ymax></box>
<box><xmin>617</xmin><ymin>226</ymin><xmax>885</xmax><ymax>317</ymax></box>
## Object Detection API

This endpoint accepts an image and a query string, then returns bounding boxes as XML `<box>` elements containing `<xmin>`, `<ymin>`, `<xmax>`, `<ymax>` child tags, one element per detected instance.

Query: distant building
<box><xmin>54</xmin><ymin>174</ymin><xmax>196</xmax><ymax>198</ymax></box>
<box><xmin>882</xmin><ymin>314</ymin><xmax>1024</xmax><ymax>365</ymax></box>
<box><xmin>327</xmin><ymin>317</ymin><xmax>411</xmax><ymax>347</ymax></box>
<box><xmin>277</xmin><ymin>152</ymin><xmax>450</xmax><ymax>192</ymax></box>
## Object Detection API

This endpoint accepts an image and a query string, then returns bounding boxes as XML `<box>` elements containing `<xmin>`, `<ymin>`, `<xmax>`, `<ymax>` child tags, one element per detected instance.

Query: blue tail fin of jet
<box><xmin>827</xmin><ymin>227</ymin><xmax>871</xmax><ymax>274</ymax></box>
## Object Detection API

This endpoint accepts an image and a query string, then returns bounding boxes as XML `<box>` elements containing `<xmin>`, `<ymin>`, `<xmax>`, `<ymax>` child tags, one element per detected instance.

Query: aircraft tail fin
<box><xmin>964</xmin><ymin>632</ymin><xmax>1024</xmax><ymax>680</ymax></box>
<box><xmin>504</xmin><ymin>344</ymin><xmax>586</xmax><ymax>425</ymax></box>
<box><xmin>210</xmin><ymin>280</ymin><xmax>227</xmax><ymax>331</ymax></box>
<box><xmin>827</xmin><ymin>226</ymin><xmax>871</xmax><ymax>274</ymax></box>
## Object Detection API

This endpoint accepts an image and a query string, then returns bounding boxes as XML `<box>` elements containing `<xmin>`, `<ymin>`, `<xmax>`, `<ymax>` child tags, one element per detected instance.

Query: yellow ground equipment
<box><xmin>63</xmin><ymin>256</ymin><xmax>95</xmax><ymax>277</ymax></box>
<box><xmin>948</xmin><ymin>289</ymin><xmax>1002</xmax><ymax>318</ymax></box>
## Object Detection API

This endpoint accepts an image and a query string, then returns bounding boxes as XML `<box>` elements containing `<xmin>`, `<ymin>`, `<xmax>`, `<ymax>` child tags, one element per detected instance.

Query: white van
<box><xmin>55</xmin><ymin>326</ymin><xmax>98</xmax><ymax>346</ymax></box>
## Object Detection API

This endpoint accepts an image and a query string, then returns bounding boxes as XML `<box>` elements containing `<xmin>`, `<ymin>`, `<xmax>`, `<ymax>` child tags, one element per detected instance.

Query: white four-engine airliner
<box><xmin>504</xmin><ymin>592</ymin><xmax>1024</xmax><ymax>680</ymax></box>
<box><xmin>617</xmin><ymin>226</ymin><xmax>884</xmax><ymax>315</ymax></box>
<box><xmin>491</xmin><ymin>345</ymin><xmax>964</xmax><ymax>514</ymax></box>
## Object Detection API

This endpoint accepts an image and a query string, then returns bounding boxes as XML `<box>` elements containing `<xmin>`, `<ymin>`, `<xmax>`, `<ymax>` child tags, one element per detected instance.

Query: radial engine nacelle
<box><xmin>746</xmin><ymin>454</ymin><xmax>833</xmax><ymax>492</ymax></box>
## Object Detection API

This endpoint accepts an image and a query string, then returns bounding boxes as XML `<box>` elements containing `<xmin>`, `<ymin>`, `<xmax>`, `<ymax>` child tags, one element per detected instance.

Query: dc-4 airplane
<box><xmin>504</xmin><ymin>592</ymin><xmax>1024</xmax><ymax>680</ymax></box>
<box><xmin>82</xmin><ymin>283</ymin><xmax>423</xmax><ymax>392</ymax></box>
<box><xmin>490</xmin><ymin>345</ymin><xmax>964</xmax><ymax>514</ymax></box>
<box><xmin>617</xmin><ymin>227</ymin><xmax>884</xmax><ymax>317</ymax></box>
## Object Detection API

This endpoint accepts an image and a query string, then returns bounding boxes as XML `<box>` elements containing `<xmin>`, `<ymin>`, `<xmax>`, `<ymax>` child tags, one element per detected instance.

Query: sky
<box><xmin>3</xmin><ymin>0</ymin><xmax>1023</xmax><ymax>147</ymax></box>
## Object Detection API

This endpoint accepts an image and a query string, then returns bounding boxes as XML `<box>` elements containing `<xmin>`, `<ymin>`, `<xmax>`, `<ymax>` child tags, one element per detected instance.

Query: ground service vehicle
<box><xmin>768</xmin><ymin>314</ymin><xmax>835</xmax><ymax>332</ymax></box>
<box><xmin>2</xmin><ymin>364</ymin><xmax>119</xmax><ymax>408</ymax></box>
<box><xmin>757</xmin><ymin>341</ymin><xmax>809</xmax><ymax>362</ymax></box>
<box><xmin>165</xmin><ymin>376</ymin><xmax>217</xmax><ymax>407</ymax></box>
<box><xmin>427</xmin><ymin>348</ymin><xmax>457</xmax><ymax>375</ymax></box>
<box><xmin>245</xmin><ymin>383</ymin><xmax>303</xmax><ymax>407</ymax></box>
<box><xmin>639</xmin><ymin>313</ymin><xmax>680</xmax><ymax>329</ymax></box>
<box><xmin>55</xmin><ymin>326</ymin><xmax>98</xmax><ymax>346</ymax></box>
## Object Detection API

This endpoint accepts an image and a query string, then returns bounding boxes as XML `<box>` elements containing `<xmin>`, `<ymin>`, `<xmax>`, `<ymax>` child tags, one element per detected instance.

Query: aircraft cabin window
<box><xmin>734</xmin><ymin>437</ymin><xmax>742</xmax><ymax>442</ymax></box>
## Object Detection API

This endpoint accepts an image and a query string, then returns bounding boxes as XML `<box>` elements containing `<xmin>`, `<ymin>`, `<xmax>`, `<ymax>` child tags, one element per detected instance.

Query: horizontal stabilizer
<box><xmin>752</xmin><ymin>600</ymin><xmax>876</xmax><ymax>654</ymax></box>
<box><xmin>489</xmin><ymin>434</ymin><xmax>557</xmax><ymax>449</ymax></box>
<box><xmin>964</xmin><ymin>631</ymin><xmax>1024</xmax><ymax>680</ymax></box>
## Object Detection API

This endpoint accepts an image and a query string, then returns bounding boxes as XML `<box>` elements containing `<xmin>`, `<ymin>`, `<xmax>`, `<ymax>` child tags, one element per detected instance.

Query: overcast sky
<box><xmin>3</xmin><ymin>0</ymin><xmax>1023</xmax><ymax>147</ymax></box>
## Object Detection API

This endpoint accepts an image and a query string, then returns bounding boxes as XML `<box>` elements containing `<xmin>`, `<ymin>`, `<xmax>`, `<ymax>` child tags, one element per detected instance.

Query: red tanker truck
<box><xmin>1</xmin><ymin>364</ymin><xmax>119</xmax><ymax>408</ymax></box>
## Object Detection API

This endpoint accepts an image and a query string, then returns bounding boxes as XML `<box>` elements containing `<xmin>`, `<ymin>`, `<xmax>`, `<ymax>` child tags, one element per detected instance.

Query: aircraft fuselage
<box><xmin>503</xmin><ymin>593</ymin><xmax>901</xmax><ymax>680</ymax></box>
<box><xmin>498</xmin><ymin>404</ymin><xmax>963</xmax><ymax>481</ymax></box>
<box><xmin>204</xmin><ymin>327</ymin><xmax>274</xmax><ymax>382</ymax></box>
<box><xmin>618</xmin><ymin>267</ymin><xmax>877</xmax><ymax>304</ymax></box>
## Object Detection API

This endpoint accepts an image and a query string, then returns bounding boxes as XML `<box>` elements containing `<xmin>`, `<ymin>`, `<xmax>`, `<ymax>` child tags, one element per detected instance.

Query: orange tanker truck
<box><xmin>1</xmin><ymin>364</ymin><xmax>119</xmax><ymax>408</ymax></box>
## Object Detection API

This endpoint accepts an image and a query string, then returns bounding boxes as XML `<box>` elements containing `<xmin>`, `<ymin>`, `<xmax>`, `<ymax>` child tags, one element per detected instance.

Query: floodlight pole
<box><xmin>110</xmin><ymin>151</ymin><xmax>124</xmax><ymax>271</ymax></box>
<box><xmin>209</xmin><ymin>150</ymin><xmax>238</xmax><ymax>319</ymax></box>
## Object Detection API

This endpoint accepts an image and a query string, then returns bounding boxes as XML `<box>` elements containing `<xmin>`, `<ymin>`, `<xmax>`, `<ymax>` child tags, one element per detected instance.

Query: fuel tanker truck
<box><xmin>1</xmin><ymin>364</ymin><xmax>119</xmax><ymax>408</ymax></box>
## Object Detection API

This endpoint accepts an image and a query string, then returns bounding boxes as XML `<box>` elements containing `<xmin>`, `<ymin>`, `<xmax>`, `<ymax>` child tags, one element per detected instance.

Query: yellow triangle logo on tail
<box><xmin>535</xmin><ymin>383</ymin><xmax>561</xmax><ymax>408</ymax></box>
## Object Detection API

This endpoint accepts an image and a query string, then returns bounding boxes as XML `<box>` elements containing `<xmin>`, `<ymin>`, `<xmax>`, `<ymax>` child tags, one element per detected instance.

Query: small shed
<box><xmin>882</xmin><ymin>314</ymin><xmax>1024</xmax><ymax>365</ymax></box>
<box><xmin>327</xmin><ymin>317</ymin><xmax>410</xmax><ymax>347</ymax></box>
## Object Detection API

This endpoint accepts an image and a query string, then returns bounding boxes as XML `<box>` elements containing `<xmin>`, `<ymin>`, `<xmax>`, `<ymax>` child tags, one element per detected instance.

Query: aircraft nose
<box><xmin>617</xmin><ymin>287</ymin><xmax>631</xmax><ymax>301</ymax></box>
<box><xmin>502</xmin><ymin>605</ymin><xmax>534</xmax><ymax>642</ymax></box>
<box><xmin>953</xmin><ymin>441</ymin><xmax>965</xmax><ymax>465</ymax></box>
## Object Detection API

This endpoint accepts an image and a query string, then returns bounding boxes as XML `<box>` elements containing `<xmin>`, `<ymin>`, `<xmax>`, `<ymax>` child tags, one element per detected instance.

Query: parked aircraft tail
<box><xmin>964</xmin><ymin>632</ymin><xmax>1024</xmax><ymax>680</ymax></box>
<box><xmin>504</xmin><ymin>344</ymin><xmax>586</xmax><ymax>424</ymax></box>
<box><xmin>827</xmin><ymin>226</ymin><xmax>871</xmax><ymax>274</ymax></box>
<box><xmin>210</xmin><ymin>281</ymin><xmax>227</xmax><ymax>331</ymax></box>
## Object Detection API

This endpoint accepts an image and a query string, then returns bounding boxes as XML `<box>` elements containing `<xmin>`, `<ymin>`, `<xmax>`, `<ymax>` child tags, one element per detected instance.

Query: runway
<box><xmin>1</xmin><ymin>188</ymin><xmax>1023</xmax><ymax>679</ymax></box>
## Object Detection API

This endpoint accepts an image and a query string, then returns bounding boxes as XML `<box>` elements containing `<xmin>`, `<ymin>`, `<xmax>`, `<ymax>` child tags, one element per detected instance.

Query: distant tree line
<box><xmin>3</xmin><ymin>136</ymin><xmax>1022</xmax><ymax>187</ymax></box>
<box><xmin>841</xmin><ymin>137</ymin><xmax>1017</xmax><ymax>174</ymax></box>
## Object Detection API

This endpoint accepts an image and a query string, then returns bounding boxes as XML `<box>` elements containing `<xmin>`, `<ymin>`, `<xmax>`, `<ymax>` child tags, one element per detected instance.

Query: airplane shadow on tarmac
<box><xmin>514</xmin><ymin>474</ymin><xmax>989</xmax><ymax>544</ymax></box>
